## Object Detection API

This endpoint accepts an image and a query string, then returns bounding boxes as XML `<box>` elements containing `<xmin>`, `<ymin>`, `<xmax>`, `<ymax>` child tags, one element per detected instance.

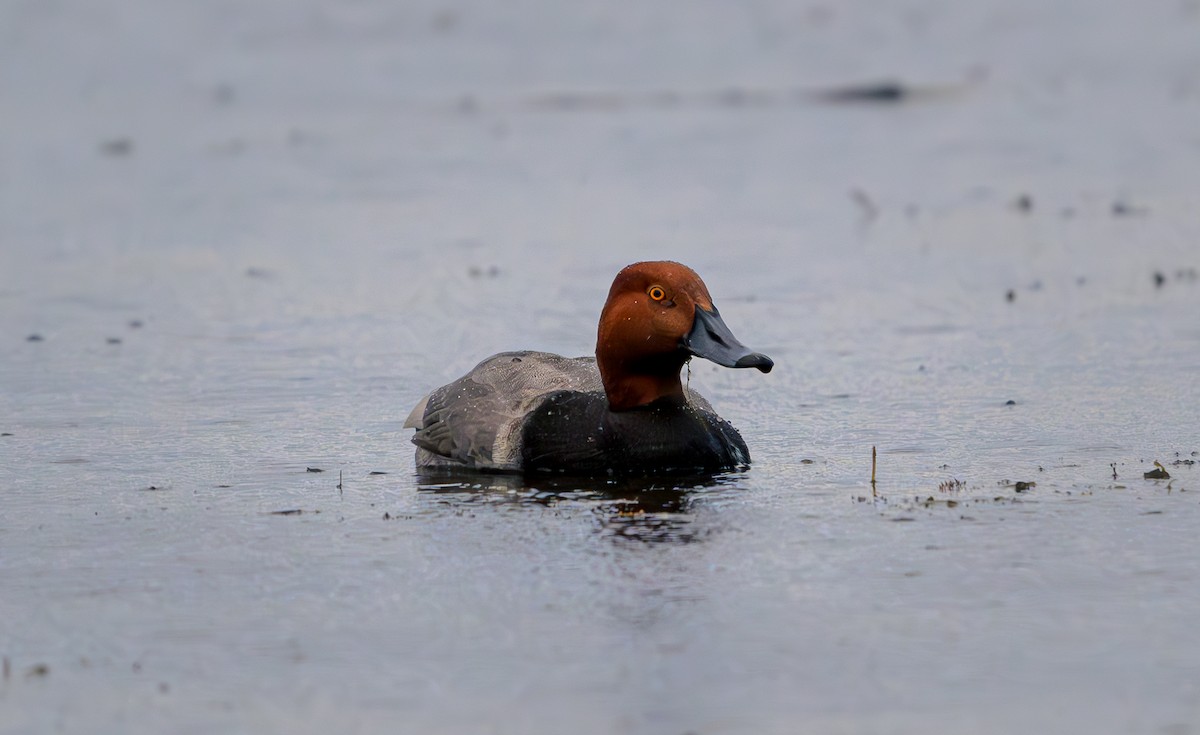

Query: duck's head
<box><xmin>595</xmin><ymin>261</ymin><xmax>773</xmax><ymax>411</ymax></box>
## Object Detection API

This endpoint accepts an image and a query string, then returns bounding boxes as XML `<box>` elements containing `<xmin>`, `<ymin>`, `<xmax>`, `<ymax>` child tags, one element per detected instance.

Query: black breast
<box><xmin>519</xmin><ymin>391</ymin><xmax>751</xmax><ymax>475</ymax></box>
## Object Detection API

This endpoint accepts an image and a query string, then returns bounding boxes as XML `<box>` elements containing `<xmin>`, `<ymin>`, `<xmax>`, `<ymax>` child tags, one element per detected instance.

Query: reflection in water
<box><xmin>413</xmin><ymin>470</ymin><xmax>744</xmax><ymax>544</ymax></box>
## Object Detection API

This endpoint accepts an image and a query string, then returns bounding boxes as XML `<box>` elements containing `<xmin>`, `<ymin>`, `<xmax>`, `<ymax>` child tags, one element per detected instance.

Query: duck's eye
<box><xmin>647</xmin><ymin>285</ymin><xmax>666</xmax><ymax>302</ymax></box>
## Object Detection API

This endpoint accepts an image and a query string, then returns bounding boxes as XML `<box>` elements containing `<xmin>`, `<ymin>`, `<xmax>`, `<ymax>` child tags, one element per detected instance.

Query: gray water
<box><xmin>3</xmin><ymin>1</ymin><xmax>1200</xmax><ymax>733</ymax></box>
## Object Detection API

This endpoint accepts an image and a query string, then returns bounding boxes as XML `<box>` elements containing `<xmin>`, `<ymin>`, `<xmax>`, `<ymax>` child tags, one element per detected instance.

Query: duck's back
<box><xmin>406</xmin><ymin>351</ymin><xmax>603</xmax><ymax>471</ymax></box>
<box><xmin>407</xmin><ymin>350</ymin><xmax>748</xmax><ymax>474</ymax></box>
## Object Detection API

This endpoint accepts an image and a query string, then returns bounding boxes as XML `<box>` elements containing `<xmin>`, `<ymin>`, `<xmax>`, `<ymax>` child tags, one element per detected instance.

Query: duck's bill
<box><xmin>683</xmin><ymin>306</ymin><xmax>774</xmax><ymax>373</ymax></box>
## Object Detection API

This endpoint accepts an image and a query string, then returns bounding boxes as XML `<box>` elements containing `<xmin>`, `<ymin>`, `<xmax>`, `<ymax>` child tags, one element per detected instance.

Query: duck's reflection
<box><xmin>414</xmin><ymin>470</ymin><xmax>742</xmax><ymax>544</ymax></box>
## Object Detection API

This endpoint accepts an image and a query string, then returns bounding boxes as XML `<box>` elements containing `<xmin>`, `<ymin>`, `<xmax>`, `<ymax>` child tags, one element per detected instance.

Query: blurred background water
<box><xmin>2</xmin><ymin>1</ymin><xmax>1199</xmax><ymax>733</ymax></box>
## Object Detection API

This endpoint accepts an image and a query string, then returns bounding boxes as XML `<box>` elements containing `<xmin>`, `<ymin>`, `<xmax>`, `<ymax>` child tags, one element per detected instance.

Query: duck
<box><xmin>405</xmin><ymin>261</ymin><xmax>773</xmax><ymax>475</ymax></box>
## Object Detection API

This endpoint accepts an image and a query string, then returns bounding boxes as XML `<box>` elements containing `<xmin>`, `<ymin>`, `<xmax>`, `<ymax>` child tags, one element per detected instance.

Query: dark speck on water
<box><xmin>468</xmin><ymin>265</ymin><xmax>501</xmax><ymax>278</ymax></box>
<box><xmin>212</xmin><ymin>84</ymin><xmax>236</xmax><ymax>106</ymax></box>
<box><xmin>25</xmin><ymin>664</ymin><xmax>49</xmax><ymax>679</ymax></box>
<box><xmin>815</xmin><ymin>80</ymin><xmax>910</xmax><ymax>103</ymax></box>
<box><xmin>99</xmin><ymin>138</ymin><xmax>133</xmax><ymax>156</ymax></box>
<box><xmin>305</xmin><ymin>467</ymin><xmax>324</xmax><ymax>473</ymax></box>
<box><xmin>1112</xmin><ymin>201</ymin><xmax>1146</xmax><ymax>217</ymax></box>
<box><xmin>26</xmin><ymin>334</ymin><xmax>43</xmax><ymax>342</ymax></box>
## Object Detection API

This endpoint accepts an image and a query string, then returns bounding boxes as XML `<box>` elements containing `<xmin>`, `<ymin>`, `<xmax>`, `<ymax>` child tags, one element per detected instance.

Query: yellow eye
<box><xmin>648</xmin><ymin>285</ymin><xmax>666</xmax><ymax>301</ymax></box>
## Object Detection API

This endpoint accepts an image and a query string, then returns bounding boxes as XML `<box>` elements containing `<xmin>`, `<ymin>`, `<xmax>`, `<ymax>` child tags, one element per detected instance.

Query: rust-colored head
<box><xmin>595</xmin><ymin>261</ymin><xmax>773</xmax><ymax>411</ymax></box>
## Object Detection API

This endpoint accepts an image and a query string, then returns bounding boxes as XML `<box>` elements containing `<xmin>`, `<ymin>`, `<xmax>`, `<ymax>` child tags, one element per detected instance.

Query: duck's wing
<box><xmin>408</xmin><ymin>351</ymin><xmax>602</xmax><ymax>470</ymax></box>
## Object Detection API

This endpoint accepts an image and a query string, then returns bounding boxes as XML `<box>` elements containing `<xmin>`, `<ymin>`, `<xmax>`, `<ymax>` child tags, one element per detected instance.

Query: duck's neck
<box><xmin>597</xmin><ymin>352</ymin><xmax>688</xmax><ymax>411</ymax></box>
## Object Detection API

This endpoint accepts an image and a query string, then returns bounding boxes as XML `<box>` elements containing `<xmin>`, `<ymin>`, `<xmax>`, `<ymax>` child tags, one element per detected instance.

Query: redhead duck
<box><xmin>405</xmin><ymin>261</ymin><xmax>773</xmax><ymax>475</ymax></box>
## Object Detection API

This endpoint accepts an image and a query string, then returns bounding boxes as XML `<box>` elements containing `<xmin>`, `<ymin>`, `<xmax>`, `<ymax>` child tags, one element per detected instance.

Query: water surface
<box><xmin>2</xmin><ymin>0</ymin><xmax>1200</xmax><ymax>733</ymax></box>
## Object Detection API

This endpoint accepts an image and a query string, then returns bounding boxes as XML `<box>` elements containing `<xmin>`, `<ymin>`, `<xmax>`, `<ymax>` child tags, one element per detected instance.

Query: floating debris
<box><xmin>26</xmin><ymin>334</ymin><xmax>43</xmax><ymax>342</ymax></box>
<box><xmin>25</xmin><ymin>663</ymin><xmax>49</xmax><ymax>679</ymax></box>
<box><xmin>815</xmin><ymin>80</ymin><xmax>911</xmax><ymax>103</ymax></box>
<box><xmin>1144</xmin><ymin>461</ymin><xmax>1171</xmax><ymax>480</ymax></box>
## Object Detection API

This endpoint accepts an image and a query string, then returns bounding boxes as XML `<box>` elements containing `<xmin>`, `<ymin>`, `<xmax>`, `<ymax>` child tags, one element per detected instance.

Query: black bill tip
<box><xmin>735</xmin><ymin>353</ymin><xmax>774</xmax><ymax>373</ymax></box>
